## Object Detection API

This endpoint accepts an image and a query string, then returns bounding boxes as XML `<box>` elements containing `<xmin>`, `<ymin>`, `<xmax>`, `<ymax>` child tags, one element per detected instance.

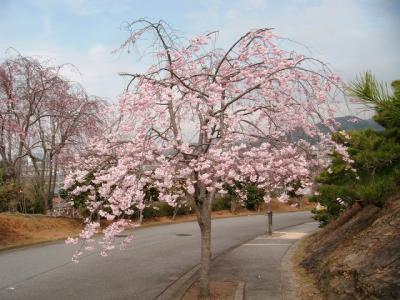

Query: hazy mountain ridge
<box><xmin>330</xmin><ymin>116</ymin><xmax>384</xmax><ymax>132</ymax></box>
<box><xmin>286</xmin><ymin>116</ymin><xmax>384</xmax><ymax>145</ymax></box>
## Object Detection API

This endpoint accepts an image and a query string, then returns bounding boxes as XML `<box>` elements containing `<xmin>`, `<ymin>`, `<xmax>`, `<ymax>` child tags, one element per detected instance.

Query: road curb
<box><xmin>234</xmin><ymin>281</ymin><xmax>245</xmax><ymax>300</ymax></box>
<box><xmin>155</xmin><ymin>219</ymin><xmax>315</xmax><ymax>300</ymax></box>
<box><xmin>280</xmin><ymin>223</ymin><xmax>318</xmax><ymax>300</ymax></box>
<box><xmin>155</xmin><ymin>265</ymin><xmax>200</xmax><ymax>300</ymax></box>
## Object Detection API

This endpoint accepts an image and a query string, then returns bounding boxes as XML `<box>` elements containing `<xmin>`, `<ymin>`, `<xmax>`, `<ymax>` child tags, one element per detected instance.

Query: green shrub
<box><xmin>176</xmin><ymin>200</ymin><xmax>196</xmax><ymax>215</ymax></box>
<box><xmin>0</xmin><ymin>180</ymin><xmax>20</xmax><ymax>212</ymax></box>
<box><xmin>142</xmin><ymin>200</ymin><xmax>196</xmax><ymax>219</ymax></box>
<box><xmin>356</xmin><ymin>167</ymin><xmax>400</xmax><ymax>205</ymax></box>
<box><xmin>24</xmin><ymin>179</ymin><xmax>47</xmax><ymax>214</ymax></box>
<box><xmin>212</xmin><ymin>196</ymin><xmax>230</xmax><ymax>211</ymax></box>
<box><xmin>223</xmin><ymin>182</ymin><xmax>265</xmax><ymax>211</ymax></box>
<box><xmin>245</xmin><ymin>184</ymin><xmax>265</xmax><ymax>211</ymax></box>
<box><xmin>142</xmin><ymin>202</ymin><xmax>173</xmax><ymax>218</ymax></box>
<box><xmin>311</xmin><ymin>207</ymin><xmax>330</xmax><ymax>227</ymax></box>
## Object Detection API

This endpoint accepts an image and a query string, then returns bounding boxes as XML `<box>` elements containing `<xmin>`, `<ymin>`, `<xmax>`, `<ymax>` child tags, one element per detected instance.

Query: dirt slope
<box><xmin>299</xmin><ymin>198</ymin><xmax>400</xmax><ymax>299</ymax></box>
<box><xmin>0</xmin><ymin>213</ymin><xmax>82</xmax><ymax>250</ymax></box>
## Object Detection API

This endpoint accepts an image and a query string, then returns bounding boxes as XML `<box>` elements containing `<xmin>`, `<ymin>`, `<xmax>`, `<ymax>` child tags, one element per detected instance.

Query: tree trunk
<box><xmin>138</xmin><ymin>209</ymin><xmax>144</xmax><ymax>224</ymax></box>
<box><xmin>230</xmin><ymin>198</ymin><xmax>236</xmax><ymax>214</ymax></box>
<box><xmin>47</xmin><ymin>156</ymin><xmax>58</xmax><ymax>211</ymax></box>
<box><xmin>39</xmin><ymin>151</ymin><xmax>48</xmax><ymax>212</ymax></box>
<box><xmin>172</xmin><ymin>205</ymin><xmax>178</xmax><ymax>220</ymax></box>
<box><xmin>195</xmin><ymin>186</ymin><xmax>214</xmax><ymax>300</ymax></box>
<box><xmin>50</xmin><ymin>161</ymin><xmax>57</xmax><ymax>198</ymax></box>
<box><xmin>46</xmin><ymin>154</ymin><xmax>54</xmax><ymax>211</ymax></box>
<box><xmin>198</xmin><ymin>211</ymin><xmax>211</xmax><ymax>299</ymax></box>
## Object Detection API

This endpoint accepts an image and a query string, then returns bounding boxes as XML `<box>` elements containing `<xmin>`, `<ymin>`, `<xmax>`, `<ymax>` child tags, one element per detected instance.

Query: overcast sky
<box><xmin>1</xmin><ymin>0</ymin><xmax>399</xmax><ymax>110</ymax></box>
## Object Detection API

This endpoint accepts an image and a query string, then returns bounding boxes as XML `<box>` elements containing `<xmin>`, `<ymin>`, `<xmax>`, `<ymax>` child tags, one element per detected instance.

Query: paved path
<box><xmin>0</xmin><ymin>212</ymin><xmax>312</xmax><ymax>300</ymax></box>
<box><xmin>209</xmin><ymin>221</ymin><xmax>318</xmax><ymax>299</ymax></box>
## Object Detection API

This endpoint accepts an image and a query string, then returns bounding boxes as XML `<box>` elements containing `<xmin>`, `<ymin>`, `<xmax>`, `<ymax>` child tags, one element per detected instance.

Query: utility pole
<box><xmin>267</xmin><ymin>199</ymin><xmax>273</xmax><ymax>235</ymax></box>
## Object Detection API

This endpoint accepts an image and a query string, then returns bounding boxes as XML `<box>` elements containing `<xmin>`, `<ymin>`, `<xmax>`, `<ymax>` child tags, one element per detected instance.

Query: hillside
<box><xmin>296</xmin><ymin>197</ymin><xmax>400</xmax><ymax>299</ymax></box>
<box><xmin>287</xmin><ymin>116</ymin><xmax>383</xmax><ymax>144</ymax></box>
<box><xmin>325</xmin><ymin>116</ymin><xmax>384</xmax><ymax>132</ymax></box>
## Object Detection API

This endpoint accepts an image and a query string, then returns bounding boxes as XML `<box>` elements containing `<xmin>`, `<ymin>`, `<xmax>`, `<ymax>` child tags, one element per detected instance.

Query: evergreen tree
<box><xmin>311</xmin><ymin>73</ymin><xmax>400</xmax><ymax>226</ymax></box>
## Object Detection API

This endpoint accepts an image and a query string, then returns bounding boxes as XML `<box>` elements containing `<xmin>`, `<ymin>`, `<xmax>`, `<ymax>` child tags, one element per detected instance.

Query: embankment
<box><xmin>297</xmin><ymin>197</ymin><xmax>400</xmax><ymax>299</ymax></box>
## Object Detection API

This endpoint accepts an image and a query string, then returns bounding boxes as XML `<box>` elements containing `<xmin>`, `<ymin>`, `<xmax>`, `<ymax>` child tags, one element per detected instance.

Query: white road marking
<box><xmin>255</xmin><ymin>231</ymin><xmax>308</xmax><ymax>239</ymax></box>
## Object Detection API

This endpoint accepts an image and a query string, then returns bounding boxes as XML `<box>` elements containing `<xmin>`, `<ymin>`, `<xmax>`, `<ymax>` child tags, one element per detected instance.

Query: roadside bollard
<box><xmin>267</xmin><ymin>210</ymin><xmax>273</xmax><ymax>235</ymax></box>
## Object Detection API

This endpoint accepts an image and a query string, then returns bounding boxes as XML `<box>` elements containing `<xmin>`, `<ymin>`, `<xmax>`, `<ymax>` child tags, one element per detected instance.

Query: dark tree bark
<box><xmin>195</xmin><ymin>184</ymin><xmax>214</xmax><ymax>299</ymax></box>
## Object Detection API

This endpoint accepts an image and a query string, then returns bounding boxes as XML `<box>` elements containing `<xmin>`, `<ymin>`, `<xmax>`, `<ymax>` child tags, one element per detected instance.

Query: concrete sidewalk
<box><xmin>209</xmin><ymin>222</ymin><xmax>319</xmax><ymax>299</ymax></box>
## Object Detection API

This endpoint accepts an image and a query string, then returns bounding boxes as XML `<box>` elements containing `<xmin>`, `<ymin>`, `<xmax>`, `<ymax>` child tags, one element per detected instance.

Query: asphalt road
<box><xmin>0</xmin><ymin>211</ymin><xmax>312</xmax><ymax>300</ymax></box>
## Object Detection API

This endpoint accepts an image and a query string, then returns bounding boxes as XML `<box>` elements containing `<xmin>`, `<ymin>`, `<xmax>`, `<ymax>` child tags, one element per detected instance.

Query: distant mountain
<box><xmin>333</xmin><ymin>116</ymin><xmax>384</xmax><ymax>132</ymax></box>
<box><xmin>288</xmin><ymin>116</ymin><xmax>384</xmax><ymax>144</ymax></box>
<box><xmin>192</xmin><ymin>116</ymin><xmax>384</xmax><ymax>149</ymax></box>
